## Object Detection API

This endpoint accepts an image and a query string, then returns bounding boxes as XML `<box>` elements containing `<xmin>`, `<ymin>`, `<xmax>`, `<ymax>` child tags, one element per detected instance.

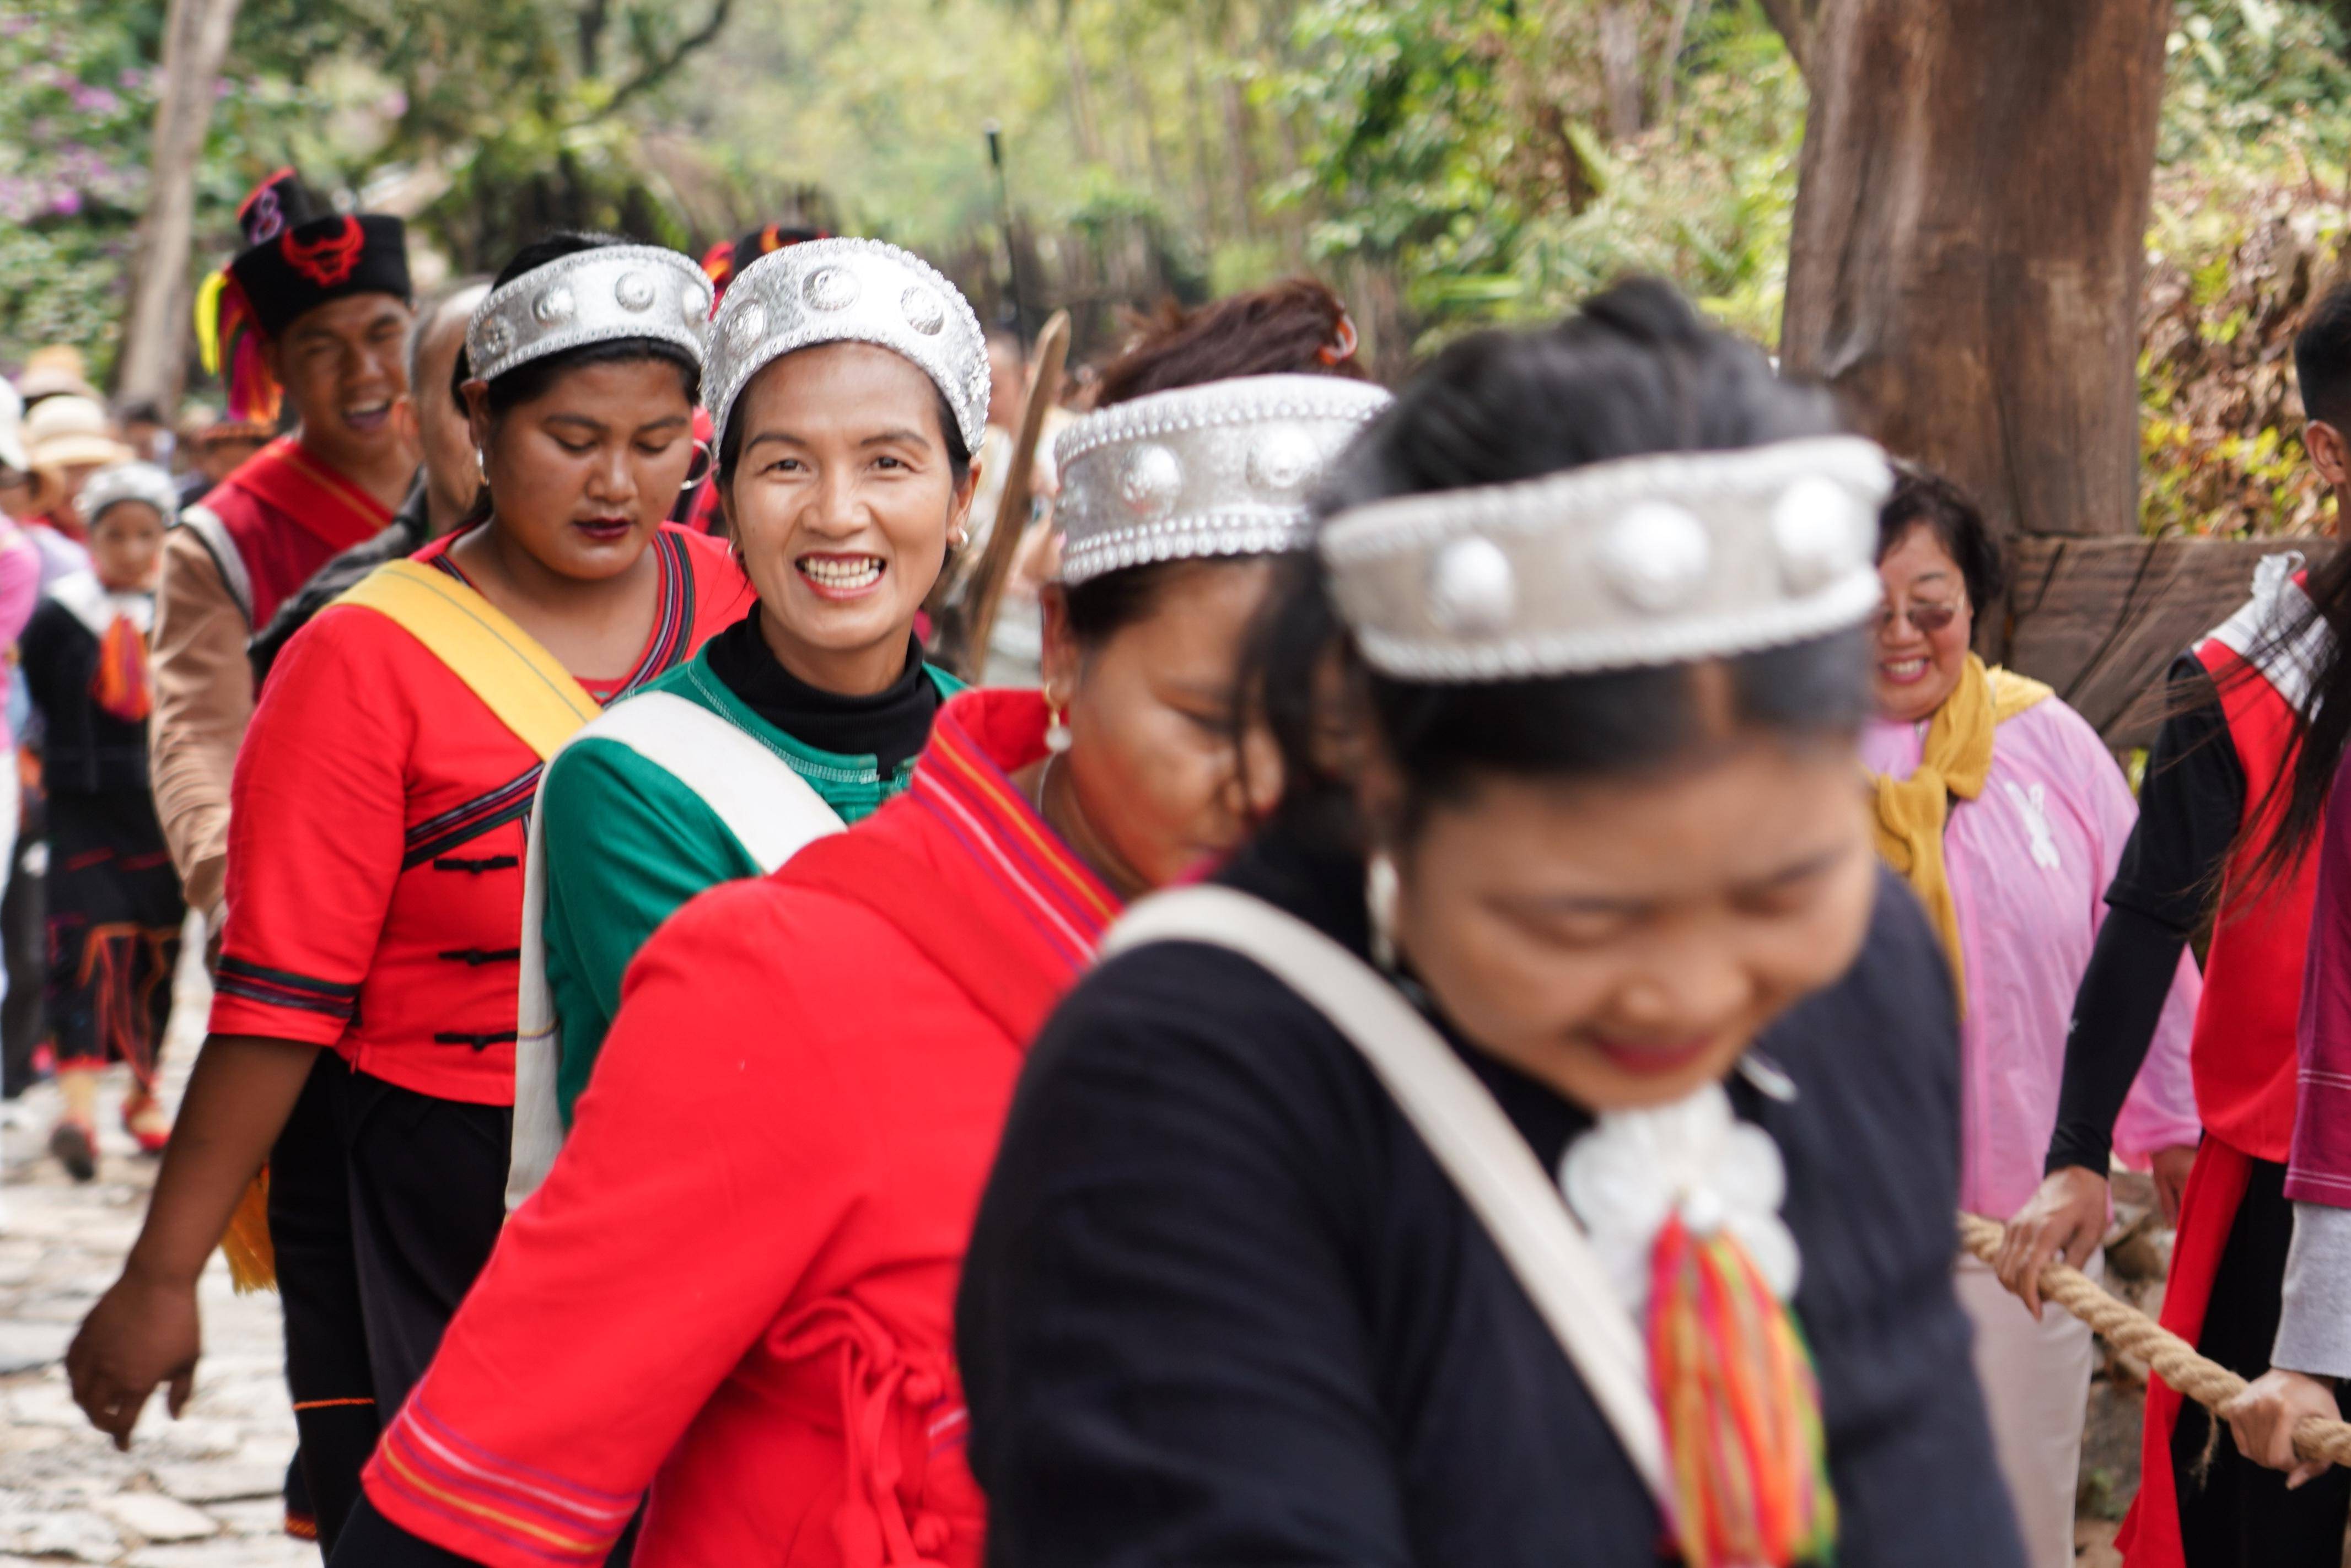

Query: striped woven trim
<box><xmin>423</xmin><ymin>530</ymin><xmax>691</xmax><ymax>697</ymax></box>
<box><xmin>617</xmin><ymin>531</ymin><xmax>693</xmax><ymax>691</ymax></box>
<box><xmin>404</xmin><ymin>766</ymin><xmax>544</xmax><ymax>869</ymax></box>
<box><xmin>371</xmin><ymin>1393</ymin><xmax>636</xmax><ymax>1565</ymax></box>
<box><xmin>215</xmin><ymin>957</ymin><xmax>359</xmax><ymax>1021</ymax></box>
<box><xmin>910</xmin><ymin>702</ymin><xmax>1116</xmax><ymax>972</ymax></box>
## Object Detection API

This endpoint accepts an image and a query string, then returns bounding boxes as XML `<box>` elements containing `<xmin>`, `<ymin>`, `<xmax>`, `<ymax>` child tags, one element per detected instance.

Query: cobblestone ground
<box><xmin>0</xmin><ymin>947</ymin><xmax>314</xmax><ymax>1568</ymax></box>
<box><xmin>0</xmin><ymin>940</ymin><xmax>2176</xmax><ymax>1567</ymax></box>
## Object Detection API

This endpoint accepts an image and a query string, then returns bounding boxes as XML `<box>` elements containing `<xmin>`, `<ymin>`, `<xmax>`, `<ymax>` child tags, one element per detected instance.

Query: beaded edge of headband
<box><xmin>465</xmin><ymin>245</ymin><xmax>712</xmax><ymax>387</ymax></box>
<box><xmin>1319</xmin><ymin>435</ymin><xmax>1894</xmax><ymax>682</ymax></box>
<box><xmin>1055</xmin><ymin>374</ymin><xmax>1394</xmax><ymax>588</ymax></box>
<box><xmin>704</xmin><ymin>237</ymin><xmax>990</xmax><ymax>458</ymax></box>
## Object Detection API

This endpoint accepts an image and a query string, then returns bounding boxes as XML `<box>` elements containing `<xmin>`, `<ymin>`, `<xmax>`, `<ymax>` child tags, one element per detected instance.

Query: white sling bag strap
<box><xmin>1101</xmin><ymin>885</ymin><xmax>1672</xmax><ymax>1506</ymax></box>
<box><xmin>508</xmin><ymin>691</ymin><xmax>846</xmax><ymax>1208</ymax></box>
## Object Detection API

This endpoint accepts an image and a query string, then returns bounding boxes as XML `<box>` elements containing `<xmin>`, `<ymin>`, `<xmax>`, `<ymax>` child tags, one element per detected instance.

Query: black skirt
<box><xmin>45</xmin><ymin>786</ymin><xmax>184</xmax><ymax>1085</ymax></box>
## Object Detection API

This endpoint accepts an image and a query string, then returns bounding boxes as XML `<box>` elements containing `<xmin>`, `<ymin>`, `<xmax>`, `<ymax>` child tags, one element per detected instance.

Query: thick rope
<box><xmin>1955</xmin><ymin>1211</ymin><xmax>2351</xmax><ymax>1467</ymax></box>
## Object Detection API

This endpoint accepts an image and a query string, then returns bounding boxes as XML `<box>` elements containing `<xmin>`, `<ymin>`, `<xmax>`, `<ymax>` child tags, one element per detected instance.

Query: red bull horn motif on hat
<box><xmin>700</xmin><ymin>223</ymin><xmax>829</xmax><ymax>304</ymax></box>
<box><xmin>192</xmin><ymin>169</ymin><xmax>412</xmax><ymax>427</ymax></box>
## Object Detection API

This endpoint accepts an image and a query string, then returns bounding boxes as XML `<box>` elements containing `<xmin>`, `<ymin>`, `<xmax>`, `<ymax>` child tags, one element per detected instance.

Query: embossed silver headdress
<box><xmin>1055</xmin><ymin>374</ymin><xmax>1392</xmax><ymax>587</ymax></box>
<box><xmin>1320</xmin><ymin>436</ymin><xmax>1892</xmax><ymax>681</ymax></box>
<box><xmin>76</xmin><ymin>461</ymin><xmax>180</xmax><ymax>529</ymax></box>
<box><xmin>465</xmin><ymin>245</ymin><xmax>711</xmax><ymax>386</ymax></box>
<box><xmin>704</xmin><ymin>238</ymin><xmax>988</xmax><ymax>458</ymax></box>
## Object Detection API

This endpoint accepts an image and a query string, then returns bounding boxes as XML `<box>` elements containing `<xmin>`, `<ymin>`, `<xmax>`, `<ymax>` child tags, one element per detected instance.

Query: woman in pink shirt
<box><xmin>1862</xmin><ymin>468</ymin><xmax>2200</xmax><ymax>1568</ymax></box>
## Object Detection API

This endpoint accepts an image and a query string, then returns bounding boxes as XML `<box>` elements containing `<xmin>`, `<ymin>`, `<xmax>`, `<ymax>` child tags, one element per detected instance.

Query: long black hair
<box><xmin>453</xmin><ymin>232</ymin><xmax>704</xmax><ymax>529</ymax></box>
<box><xmin>2214</xmin><ymin>284</ymin><xmax>2351</xmax><ymax>893</ymax></box>
<box><xmin>1241</xmin><ymin>277</ymin><xmax>1871</xmax><ymax>842</ymax></box>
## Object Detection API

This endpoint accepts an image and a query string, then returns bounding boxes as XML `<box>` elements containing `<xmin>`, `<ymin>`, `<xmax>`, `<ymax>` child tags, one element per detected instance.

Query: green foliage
<box><xmin>0</xmin><ymin>0</ymin><xmax>327</xmax><ymax>378</ymax></box>
<box><xmin>2135</xmin><ymin>0</ymin><xmax>2351</xmax><ymax>536</ymax></box>
<box><xmin>1272</xmin><ymin>0</ymin><xmax>1801</xmax><ymax>347</ymax></box>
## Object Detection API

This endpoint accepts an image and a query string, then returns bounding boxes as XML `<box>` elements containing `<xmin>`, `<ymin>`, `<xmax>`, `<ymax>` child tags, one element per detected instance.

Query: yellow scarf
<box><xmin>1869</xmin><ymin>653</ymin><xmax>2052</xmax><ymax>1001</ymax></box>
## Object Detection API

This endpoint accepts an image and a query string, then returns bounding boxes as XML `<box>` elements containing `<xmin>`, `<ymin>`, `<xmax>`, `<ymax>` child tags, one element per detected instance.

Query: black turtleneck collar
<box><xmin>703</xmin><ymin>609</ymin><xmax>942</xmax><ymax>775</ymax></box>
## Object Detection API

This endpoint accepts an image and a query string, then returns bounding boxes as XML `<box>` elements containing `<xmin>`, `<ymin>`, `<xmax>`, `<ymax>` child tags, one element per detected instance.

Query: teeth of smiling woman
<box><xmin>801</xmin><ymin>557</ymin><xmax>884</xmax><ymax>589</ymax></box>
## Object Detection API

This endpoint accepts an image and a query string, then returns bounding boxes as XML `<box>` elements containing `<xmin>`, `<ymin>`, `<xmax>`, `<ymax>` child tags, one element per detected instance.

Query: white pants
<box><xmin>1954</xmin><ymin>1249</ymin><xmax>2099</xmax><ymax>1568</ymax></box>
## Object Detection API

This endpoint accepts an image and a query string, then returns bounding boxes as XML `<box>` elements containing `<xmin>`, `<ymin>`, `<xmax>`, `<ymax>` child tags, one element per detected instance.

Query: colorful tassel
<box><xmin>195</xmin><ymin>268</ymin><xmax>281</xmax><ymax>427</ymax></box>
<box><xmin>221</xmin><ymin>1168</ymin><xmax>277</xmax><ymax>1293</ymax></box>
<box><xmin>1648</xmin><ymin>1214</ymin><xmax>1837</xmax><ymax>1568</ymax></box>
<box><xmin>91</xmin><ymin>613</ymin><xmax>152</xmax><ymax>723</ymax></box>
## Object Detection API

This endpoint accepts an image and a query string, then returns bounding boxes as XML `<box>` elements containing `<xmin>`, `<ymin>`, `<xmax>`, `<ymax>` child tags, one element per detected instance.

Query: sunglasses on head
<box><xmin>1878</xmin><ymin>601</ymin><xmax>1959</xmax><ymax>635</ymax></box>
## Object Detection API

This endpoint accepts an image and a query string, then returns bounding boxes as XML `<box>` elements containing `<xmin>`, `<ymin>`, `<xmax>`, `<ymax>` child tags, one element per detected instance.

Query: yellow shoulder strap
<box><xmin>332</xmin><ymin>560</ymin><xmax>599</xmax><ymax>761</ymax></box>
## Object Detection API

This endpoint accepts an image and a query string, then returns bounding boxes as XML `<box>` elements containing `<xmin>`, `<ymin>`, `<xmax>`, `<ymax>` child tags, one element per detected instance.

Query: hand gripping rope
<box><xmin>1954</xmin><ymin>1211</ymin><xmax>2351</xmax><ymax>1467</ymax></box>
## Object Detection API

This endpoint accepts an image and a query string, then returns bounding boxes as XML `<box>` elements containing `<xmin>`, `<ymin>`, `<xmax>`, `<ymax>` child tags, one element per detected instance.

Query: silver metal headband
<box><xmin>465</xmin><ymin>246</ymin><xmax>711</xmax><ymax>386</ymax></box>
<box><xmin>1320</xmin><ymin>435</ymin><xmax>1893</xmax><ymax>682</ymax></box>
<box><xmin>77</xmin><ymin>461</ymin><xmax>180</xmax><ymax>528</ymax></box>
<box><xmin>1055</xmin><ymin>374</ymin><xmax>1392</xmax><ymax>587</ymax></box>
<box><xmin>704</xmin><ymin>238</ymin><xmax>988</xmax><ymax>459</ymax></box>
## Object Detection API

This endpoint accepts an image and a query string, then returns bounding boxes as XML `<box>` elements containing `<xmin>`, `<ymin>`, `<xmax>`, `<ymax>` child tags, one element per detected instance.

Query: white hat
<box><xmin>23</xmin><ymin>395</ymin><xmax>133</xmax><ymax>472</ymax></box>
<box><xmin>77</xmin><ymin>461</ymin><xmax>181</xmax><ymax>530</ymax></box>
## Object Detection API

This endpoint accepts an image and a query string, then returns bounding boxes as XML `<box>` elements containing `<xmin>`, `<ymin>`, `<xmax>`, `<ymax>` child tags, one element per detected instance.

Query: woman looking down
<box><xmin>956</xmin><ymin>281</ymin><xmax>2023</xmax><ymax>1568</ymax></box>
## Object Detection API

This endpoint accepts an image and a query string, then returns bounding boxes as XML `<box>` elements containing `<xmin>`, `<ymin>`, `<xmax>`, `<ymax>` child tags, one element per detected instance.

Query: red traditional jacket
<box><xmin>2186</xmin><ymin>573</ymin><xmax>2325</xmax><ymax>1164</ymax></box>
<box><xmin>210</xmin><ymin>526</ymin><xmax>749</xmax><ymax>1104</ymax></box>
<box><xmin>361</xmin><ymin>689</ymin><xmax>1118</xmax><ymax>1568</ymax></box>
<box><xmin>181</xmin><ymin>435</ymin><xmax>394</xmax><ymax>628</ymax></box>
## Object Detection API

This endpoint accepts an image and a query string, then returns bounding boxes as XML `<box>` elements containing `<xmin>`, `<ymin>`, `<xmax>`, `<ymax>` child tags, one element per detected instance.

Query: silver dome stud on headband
<box><xmin>1053</xmin><ymin>374</ymin><xmax>1394</xmax><ymax>587</ymax></box>
<box><xmin>1320</xmin><ymin>435</ymin><xmax>1894</xmax><ymax>683</ymax></box>
<box><xmin>702</xmin><ymin>238</ymin><xmax>990</xmax><ymax>459</ymax></box>
<box><xmin>464</xmin><ymin>245</ymin><xmax>712</xmax><ymax>386</ymax></box>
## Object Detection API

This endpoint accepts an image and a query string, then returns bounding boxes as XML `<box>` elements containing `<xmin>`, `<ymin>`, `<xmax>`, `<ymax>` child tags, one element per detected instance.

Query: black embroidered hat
<box><xmin>700</xmin><ymin>222</ymin><xmax>828</xmax><ymax>302</ymax></box>
<box><xmin>223</xmin><ymin>169</ymin><xmax>412</xmax><ymax>337</ymax></box>
<box><xmin>196</xmin><ymin>170</ymin><xmax>413</xmax><ymax>424</ymax></box>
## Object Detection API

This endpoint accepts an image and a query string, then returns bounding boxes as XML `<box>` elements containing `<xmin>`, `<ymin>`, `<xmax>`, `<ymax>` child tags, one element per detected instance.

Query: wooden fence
<box><xmin>2003</xmin><ymin>534</ymin><xmax>2333</xmax><ymax>747</ymax></box>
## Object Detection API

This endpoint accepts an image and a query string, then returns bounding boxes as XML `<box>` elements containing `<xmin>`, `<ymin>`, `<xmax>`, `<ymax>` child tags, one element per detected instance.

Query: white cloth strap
<box><xmin>507</xmin><ymin>691</ymin><xmax>845</xmax><ymax>1208</ymax></box>
<box><xmin>1100</xmin><ymin>885</ymin><xmax>1671</xmax><ymax>1504</ymax></box>
<box><xmin>175</xmin><ymin>505</ymin><xmax>252</xmax><ymax>626</ymax></box>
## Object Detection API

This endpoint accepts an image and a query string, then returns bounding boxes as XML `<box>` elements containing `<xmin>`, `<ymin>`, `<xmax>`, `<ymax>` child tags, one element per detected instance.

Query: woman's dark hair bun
<box><xmin>1091</xmin><ymin>277</ymin><xmax>1366</xmax><ymax>409</ymax></box>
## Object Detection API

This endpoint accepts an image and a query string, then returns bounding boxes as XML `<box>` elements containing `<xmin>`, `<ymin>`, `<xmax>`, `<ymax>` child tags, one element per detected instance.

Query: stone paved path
<box><xmin>0</xmin><ymin>949</ymin><xmax>312</xmax><ymax>1567</ymax></box>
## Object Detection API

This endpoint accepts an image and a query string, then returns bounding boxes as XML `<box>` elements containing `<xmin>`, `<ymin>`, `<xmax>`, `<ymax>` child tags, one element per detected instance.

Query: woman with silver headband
<box><xmin>64</xmin><ymin>234</ymin><xmax>749</xmax><ymax>1555</ymax></box>
<box><xmin>505</xmin><ymin>238</ymin><xmax>988</xmax><ymax>1203</ymax></box>
<box><xmin>957</xmin><ymin>280</ymin><xmax>2022</xmax><ymax>1568</ymax></box>
<box><xmin>327</xmin><ymin>343</ymin><xmax>1385</xmax><ymax>1568</ymax></box>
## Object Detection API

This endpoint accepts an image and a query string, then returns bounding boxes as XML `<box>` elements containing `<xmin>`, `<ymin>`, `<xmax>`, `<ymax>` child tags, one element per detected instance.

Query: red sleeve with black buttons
<box><xmin>209</xmin><ymin>601</ymin><xmax>541</xmax><ymax>1106</ymax></box>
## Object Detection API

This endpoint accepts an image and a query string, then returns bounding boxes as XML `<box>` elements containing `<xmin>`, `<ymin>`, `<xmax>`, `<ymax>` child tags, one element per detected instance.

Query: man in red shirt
<box><xmin>150</xmin><ymin>169</ymin><xmax>415</xmax><ymax>927</ymax></box>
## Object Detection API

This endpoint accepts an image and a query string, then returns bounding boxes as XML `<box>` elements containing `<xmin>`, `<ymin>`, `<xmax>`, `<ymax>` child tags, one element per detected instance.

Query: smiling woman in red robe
<box><xmin>330</xmin><ymin>285</ymin><xmax>1389</xmax><ymax>1568</ymax></box>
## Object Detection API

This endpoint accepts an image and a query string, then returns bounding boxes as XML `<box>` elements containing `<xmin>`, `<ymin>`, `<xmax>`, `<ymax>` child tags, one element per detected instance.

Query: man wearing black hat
<box><xmin>147</xmin><ymin>174</ymin><xmax>413</xmax><ymax>1553</ymax></box>
<box><xmin>151</xmin><ymin>170</ymin><xmax>415</xmax><ymax>930</ymax></box>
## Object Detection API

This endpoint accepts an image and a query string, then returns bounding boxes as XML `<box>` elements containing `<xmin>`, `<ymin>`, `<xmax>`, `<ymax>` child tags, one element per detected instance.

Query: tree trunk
<box><xmin>1780</xmin><ymin>0</ymin><xmax>2172</xmax><ymax>570</ymax></box>
<box><xmin>1597</xmin><ymin>6</ymin><xmax>1645</xmax><ymax>141</ymax></box>
<box><xmin>116</xmin><ymin>0</ymin><xmax>243</xmax><ymax>406</ymax></box>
